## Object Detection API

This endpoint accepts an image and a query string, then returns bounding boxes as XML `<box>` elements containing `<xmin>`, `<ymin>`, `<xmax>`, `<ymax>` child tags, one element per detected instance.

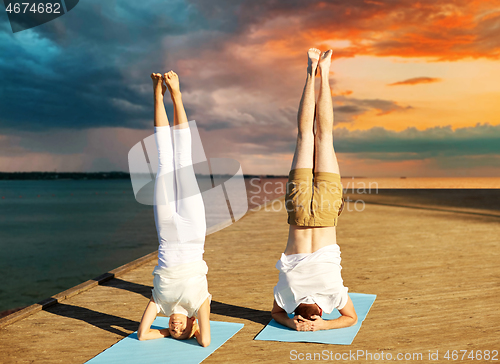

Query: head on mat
<box><xmin>169</xmin><ymin>314</ymin><xmax>196</xmax><ymax>340</ymax></box>
<box><xmin>294</xmin><ymin>303</ymin><xmax>323</xmax><ymax>320</ymax></box>
<box><xmin>271</xmin><ymin>48</ymin><xmax>358</xmax><ymax>332</ymax></box>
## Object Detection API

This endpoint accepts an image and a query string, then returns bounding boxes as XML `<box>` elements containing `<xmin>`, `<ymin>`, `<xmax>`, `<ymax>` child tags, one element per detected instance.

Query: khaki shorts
<box><xmin>285</xmin><ymin>168</ymin><xmax>344</xmax><ymax>227</ymax></box>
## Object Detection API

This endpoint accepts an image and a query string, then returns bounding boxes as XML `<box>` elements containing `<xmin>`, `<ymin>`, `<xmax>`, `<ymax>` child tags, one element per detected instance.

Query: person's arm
<box><xmin>137</xmin><ymin>298</ymin><xmax>171</xmax><ymax>340</ymax></box>
<box><xmin>194</xmin><ymin>297</ymin><xmax>211</xmax><ymax>347</ymax></box>
<box><xmin>310</xmin><ymin>296</ymin><xmax>357</xmax><ymax>331</ymax></box>
<box><xmin>271</xmin><ymin>299</ymin><xmax>313</xmax><ymax>331</ymax></box>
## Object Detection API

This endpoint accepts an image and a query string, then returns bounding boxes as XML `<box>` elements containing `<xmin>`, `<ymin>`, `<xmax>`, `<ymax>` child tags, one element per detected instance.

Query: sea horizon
<box><xmin>1</xmin><ymin>172</ymin><xmax>500</xmax><ymax>188</ymax></box>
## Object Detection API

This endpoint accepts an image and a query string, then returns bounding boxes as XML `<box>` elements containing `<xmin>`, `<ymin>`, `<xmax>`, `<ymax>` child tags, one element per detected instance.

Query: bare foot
<box><xmin>163</xmin><ymin>70</ymin><xmax>181</xmax><ymax>97</ymax></box>
<box><xmin>318</xmin><ymin>49</ymin><xmax>332</xmax><ymax>77</ymax></box>
<box><xmin>151</xmin><ymin>73</ymin><xmax>166</xmax><ymax>98</ymax></box>
<box><xmin>307</xmin><ymin>48</ymin><xmax>321</xmax><ymax>76</ymax></box>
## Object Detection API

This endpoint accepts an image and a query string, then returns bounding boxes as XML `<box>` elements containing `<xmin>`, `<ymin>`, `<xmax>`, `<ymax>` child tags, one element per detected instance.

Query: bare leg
<box><xmin>164</xmin><ymin>71</ymin><xmax>189</xmax><ymax>130</ymax></box>
<box><xmin>290</xmin><ymin>48</ymin><xmax>321</xmax><ymax>170</ymax></box>
<box><xmin>315</xmin><ymin>50</ymin><xmax>340</xmax><ymax>174</ymax></box>
<box><xmin>151</xmin><ymin>73</ymin><xmax>169</xmax><ymax>127</ymax></box>
<box><xmin>309</xmin><ymin>50</ymin><xmax>340</xmax><ymax>253</ymax></box>
<box><xmin>285</xmin><ymin>49</ymin><xmax>321</xmax><ymax>256</ymax></box>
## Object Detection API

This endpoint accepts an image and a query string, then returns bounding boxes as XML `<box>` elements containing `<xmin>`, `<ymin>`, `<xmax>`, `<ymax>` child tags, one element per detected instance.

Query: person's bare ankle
<box><xmin>318</xmin><ymin>49</ymin><xmax>333</xmax><ymax>77</ymax></box>
<box><xmin>151</xmin><ymin>72</ymin><xmax>165</xmax><ymax>99</ymax></box>
<box><xmin>164</xmin><ymin>70</ymin><xmax>182</xmax><ymax>98</ymax></box>
<box><xmin>170</xmin><ymin>90</ymin><xmax>182</xmax><ymax>100</ymax></box>
<box><xmin>307</xmin><ymin>48</ymin><xmax>321</xmax><ymax>76</ymax></box>
<box><xmin>155</xmin><ymin>90</ymin><xmax>164</xmax><ymax>101</ymax></box>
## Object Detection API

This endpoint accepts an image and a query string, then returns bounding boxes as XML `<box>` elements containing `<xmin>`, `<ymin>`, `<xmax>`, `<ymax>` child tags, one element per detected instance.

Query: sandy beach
<box><xmin>1</xmin><ymin>189</ymin><xmax>499</xmax><ymax>363</ymax></box>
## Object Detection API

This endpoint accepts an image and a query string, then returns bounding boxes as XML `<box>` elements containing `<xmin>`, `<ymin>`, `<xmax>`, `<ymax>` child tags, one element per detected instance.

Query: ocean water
<box><xmin>0</xmin><ymin>180</ymin><xmax>160</xmax><ymax>313</ymax></box>
<box><xmin>0</xmin><ymin>177</ymin><xmax>286</xmax><ymax>314</ymax></box>
<box><xmin>1</xmin><ymin>176</ymin><xmax>499</xmax><ymax>314</ymax></box>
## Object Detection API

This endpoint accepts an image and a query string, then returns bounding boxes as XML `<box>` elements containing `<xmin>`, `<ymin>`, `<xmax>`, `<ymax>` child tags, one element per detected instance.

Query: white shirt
<box><xmin>152</xmin><ymin>259</ymin><xmax>211</xmax><ymax>317</ymax></box>
<box><xmin>273</xmin><ymin>244</ymin><xmax>349</xmax><ymax>314</ymax></box>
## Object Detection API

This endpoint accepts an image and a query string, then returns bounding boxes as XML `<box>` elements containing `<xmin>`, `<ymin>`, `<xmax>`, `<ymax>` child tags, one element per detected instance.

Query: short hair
<box><xmin>294</xmin><ymin>303</ymin><xmax>322</xmax><ymax>320</ymax></box>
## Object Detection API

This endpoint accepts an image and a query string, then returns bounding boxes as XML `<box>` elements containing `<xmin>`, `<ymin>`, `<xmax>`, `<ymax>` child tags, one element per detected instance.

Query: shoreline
<box><xmin>1</xmin><ymin>189</ymin><xmax>499</xmax><ymax>363</ymax></box>
<box><xmin>2</xmin><ymin>188</ymin><xmax>500</xmax><ymax>323</ymax></box>
<box><xmin>0</xmin><ymin>252</ymin><xmax>158</xmax><ymax>328</ymax></box>
<box><xmin>1</xmin><ymin>174</ymin><xmax>500</xmax><ymax>188</ymax></box>
<box><xmin>3</xmin><ymin>188</ymin><xmax>500</xmax><ymax>320</ymax></box>
<box><xmin>0</xmin><ymin>195</ymin><xmax>280</xmax><ymax>327</ymax></box>
<box><xmin>4</xmin><ymin>188</ymin><xmax>500</xmax><ymax>321</ymax></box>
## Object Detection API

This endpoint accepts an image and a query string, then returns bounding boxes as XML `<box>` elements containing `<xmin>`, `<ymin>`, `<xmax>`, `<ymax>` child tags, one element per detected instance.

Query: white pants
<box><xmin>154</xmin><ymin>125</ymin><xmax>207</xmax><ymax>268</ymax></box>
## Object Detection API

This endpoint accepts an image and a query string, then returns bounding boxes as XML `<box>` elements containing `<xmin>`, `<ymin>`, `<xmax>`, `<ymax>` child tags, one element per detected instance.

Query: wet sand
<box><xmin>1</xmin><ymin>190</ymin><xmax>499</xmax><ymax>363</ymax></box>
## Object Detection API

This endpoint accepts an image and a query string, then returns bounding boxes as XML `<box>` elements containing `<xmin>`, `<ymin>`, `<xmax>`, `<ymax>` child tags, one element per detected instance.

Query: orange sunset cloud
<box><xmin>387</xmin><ymin>77</ymin><xmax>442</xmax><ymax>86</ymax></box>
<box><xmin>230</xmin><ymin>0</ymin><xmax>500</xmax><ymax>62</ymax></box>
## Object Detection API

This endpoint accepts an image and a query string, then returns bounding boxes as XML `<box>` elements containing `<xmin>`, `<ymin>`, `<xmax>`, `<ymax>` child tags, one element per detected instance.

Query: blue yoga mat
<box><xmin>254</xmin><ymin>293</ymin><xmax>376</xmax><ymax>345</ymax></box>
<box><xmin>85</xmin><ymin>318</ymin><xmax>244</xmax><ymax>364</ymax></box>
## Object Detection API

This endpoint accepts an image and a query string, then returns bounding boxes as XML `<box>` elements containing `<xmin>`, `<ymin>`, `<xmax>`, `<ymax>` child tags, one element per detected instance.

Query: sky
<box><xmin>1</xmin><ymin>0</ymin><xmax>500</xmax><ymax>177</ymax></box>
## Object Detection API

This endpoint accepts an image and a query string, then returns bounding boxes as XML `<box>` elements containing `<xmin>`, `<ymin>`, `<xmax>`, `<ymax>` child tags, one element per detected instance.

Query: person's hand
<box><xmin>310</xmin><ymin>315</ymin><xmax>327</xmax><ymax>331</ymax></box>
<box><xmin>190</xmin><ymin>318</ymin><xmax>199</xmax><ymax>339</ymax></box>
<box><xmin>291</xmin><ymin>314</ymin><xmax>313</xmax><ymax>331</ymax></box>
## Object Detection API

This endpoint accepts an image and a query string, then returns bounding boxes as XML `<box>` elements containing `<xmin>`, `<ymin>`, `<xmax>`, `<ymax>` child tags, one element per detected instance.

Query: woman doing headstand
<box><xmin>137</xmin><ymin>71</ymin><xmax>210</xmax><ymax>347</ymax></box>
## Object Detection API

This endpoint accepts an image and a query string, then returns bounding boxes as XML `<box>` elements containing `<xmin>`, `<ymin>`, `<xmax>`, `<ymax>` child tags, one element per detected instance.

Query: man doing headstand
<box><xmin>271</xmin><ymin>48</ymin><xmax>357</xmax><ymax>332</ymax></box>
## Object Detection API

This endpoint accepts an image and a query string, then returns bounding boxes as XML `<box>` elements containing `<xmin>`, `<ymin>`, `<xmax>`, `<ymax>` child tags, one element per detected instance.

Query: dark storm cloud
<box><xmin>335</xmin><ymin>123</ymin><xmax>500</xmax><ymax>160</ymax></box>
<box><xmin>200</xmin><ymin>122</ymin><xmax>500</xmax><ymax>169</ymax></box>
<box><xmin>0</xmin><ymin>0</ymin><xmax>217</xmax><ymax>132</ymax></box>
<box><xmin>333</xmin><ymin>96</ymin><xmax>412</xmax><ymax>122</ymax></box>
<box><xmin>2</xmin><ymin>0</ymin><xmax>496</xmax><ymax>134</ymax></box>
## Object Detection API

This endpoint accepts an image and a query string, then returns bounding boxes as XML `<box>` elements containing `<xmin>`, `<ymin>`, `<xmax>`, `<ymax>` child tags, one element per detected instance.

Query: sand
<box><xmin>0</xmin><ymin>190</ymin><xmax>499</xmax><ymax>363</ymax></box>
